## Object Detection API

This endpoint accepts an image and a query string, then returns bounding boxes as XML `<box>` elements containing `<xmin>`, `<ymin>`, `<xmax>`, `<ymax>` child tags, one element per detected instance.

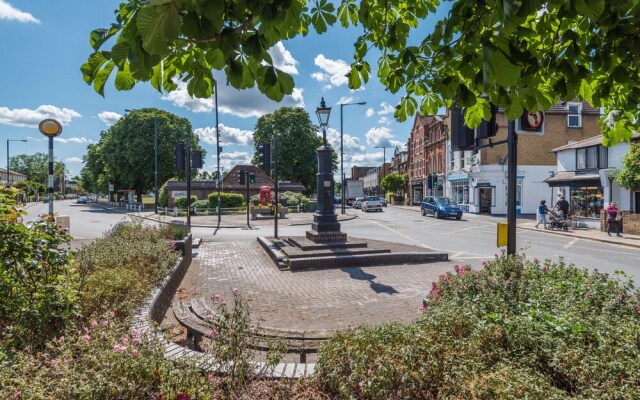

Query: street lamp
<box><xmin>375</xmin><ymin>145</ymin><xmax>388</xmax><ymax>196</ymax></box>
<box><xmin>340</xmin><ymin>101</ymin><xmax>366</xmax><ymax>214</ymax></box>
<box><xmin>309</xmin><ymin>97</ymin><xmax>345</xmax><ymax>242</ymax></box>
<box><xmin>6</xmin><ymin>139</ymin><xmax>27</xmax><ymax>185</ymax></box>
<box><xmin>125</xmin><ymin>109</ymin><xmax>159</xmax><ymax>214</ymax></box>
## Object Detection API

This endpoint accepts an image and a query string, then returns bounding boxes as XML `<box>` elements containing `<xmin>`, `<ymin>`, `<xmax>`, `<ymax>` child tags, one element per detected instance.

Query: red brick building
<box><xmin>407</xmin><ymin>114</ymin><xmax>447</xmax><ymax>204</ymax></box>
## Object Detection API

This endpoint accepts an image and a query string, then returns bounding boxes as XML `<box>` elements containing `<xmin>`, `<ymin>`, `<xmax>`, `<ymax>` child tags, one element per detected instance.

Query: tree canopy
<box><xmin>80</xmin><ymin>108</ymin><xmax>204</xmax><ymax>199</ymax></box>
<box><xmin>253</xmin><ymin>107</ymin><xmax>322</xmax><ymax>192</ymax></box>
<box><xmin>616</xmin><ymin>141</ymin><xmax>640</xmax><ymax>190</ymax></box>
<box><xmin>84</xmin><ymin>1</ymin><xmax>639</xmax><ymax>145</ymax></box>
<box><xmin>380</xmin><ymin>173</ymin><xmax>408</xmax><ymax>196</ymax></box>
<box><xmin>9</xmin><ymin>153</ymin><xmax>67</xmax><ymax>187</ymax></box>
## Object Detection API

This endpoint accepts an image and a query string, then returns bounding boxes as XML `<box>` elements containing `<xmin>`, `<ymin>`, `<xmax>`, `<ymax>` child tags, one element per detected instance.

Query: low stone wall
<box><xmin>149</xmin><ymin>234</ymin><xmax>192</xmax><ymax>322</ymax></box>
<box><xmin>600</xmin><ymin>211</ymin><xmax>640</xmax><ymax>235</ymax></box>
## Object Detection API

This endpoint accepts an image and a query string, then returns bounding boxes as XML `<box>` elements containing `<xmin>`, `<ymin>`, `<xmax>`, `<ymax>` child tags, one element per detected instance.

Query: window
<box><xmin>576</xmin><ymin>145</ymin><xmax>607</xmax><ymax>170</ymax></box>
<box><xmin>567</xmin><ymin>102</ymin><xmax>582</xmax><ymax>128</ymax></box>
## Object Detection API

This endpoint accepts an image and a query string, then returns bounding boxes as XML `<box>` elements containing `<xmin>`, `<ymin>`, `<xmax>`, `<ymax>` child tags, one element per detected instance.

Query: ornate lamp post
<box><xmin>308</xmin><ymin>98</ymin><xmax>346</xmax><ymax>242</ymax></box>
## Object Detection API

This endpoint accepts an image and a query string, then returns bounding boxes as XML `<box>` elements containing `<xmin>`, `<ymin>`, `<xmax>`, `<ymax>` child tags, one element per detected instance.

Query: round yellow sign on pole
<box><xmin>39</xmin><ymin>119</ymin><xmax>63</xmax><ymax>137</ymax></box>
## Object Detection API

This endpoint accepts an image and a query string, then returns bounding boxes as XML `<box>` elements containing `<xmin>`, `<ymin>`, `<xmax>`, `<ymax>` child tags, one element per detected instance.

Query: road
<box><xmin>22</xmin><ymin>201</ymin><xmax>640</xmax><ymax>280</ymax></box>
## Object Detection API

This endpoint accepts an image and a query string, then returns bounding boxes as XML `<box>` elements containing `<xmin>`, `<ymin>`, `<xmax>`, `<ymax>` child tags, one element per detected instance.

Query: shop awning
<box><xmin>544</xmin><ymin>171</ymin><xmax>601</xmax><ymax>187</ymax></box>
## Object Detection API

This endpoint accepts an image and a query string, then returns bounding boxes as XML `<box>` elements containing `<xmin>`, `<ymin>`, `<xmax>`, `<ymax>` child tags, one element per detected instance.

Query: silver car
<box><xmin>361</xmin><ymin>196</ymin><xmax>383</xmax><ymax>212</ymax></box>
<box><xmin>353</xmin><ymin>197</ymin><xmax>364</xmax><ymax>209</ymax></box>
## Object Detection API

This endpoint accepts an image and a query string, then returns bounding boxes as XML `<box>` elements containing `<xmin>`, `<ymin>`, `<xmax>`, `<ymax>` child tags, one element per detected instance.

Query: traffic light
<box><xmin>450</xmin><ymin>107</ymin><xmax>475</xmax><ymax>151</ymax></box>
<box><xmin>249</xmin><ymin>173</ymin><xmax>256</xmax><ymax>184</ymax></box>
<box><xmin>258</xmin><ymin>143</ymin><xmax>271</xmax><ymax>172</ymax></box>
<box><xmin>427</xmin><ymin>174</ymin><xmax>433</xmax><ymax>189</ymax></box>
<box><xmin>175</xmin><ymin>143</ymin><xmax>186</xmax><ymax>171</ymax></box>
<box><xmin>476</xmin><ymin>103</ymin><xmax>499</xmax><ymax>138</ymax></box>
<box><xmin>238</xmin><ymin>170</ymin><xmax>245</xmax><ymax>185</ymax></box>
<box><xmin>191</xmin><ymin>150</ymin><xmax>203</xmax><ymax>168</ymax></box>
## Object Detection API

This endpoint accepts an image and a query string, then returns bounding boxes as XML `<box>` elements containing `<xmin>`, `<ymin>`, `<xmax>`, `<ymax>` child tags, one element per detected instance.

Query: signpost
<box><xmin>38</xmin><ymin>119</ymin><xmax>62</xmax><ymax>215</ymax></box>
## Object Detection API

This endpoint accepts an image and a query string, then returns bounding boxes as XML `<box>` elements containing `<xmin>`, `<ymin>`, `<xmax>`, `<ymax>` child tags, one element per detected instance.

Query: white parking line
<box><xmin>563</xmin><ymin>238</ymin><xmax>579</xmax><ymax>249</ymax></box>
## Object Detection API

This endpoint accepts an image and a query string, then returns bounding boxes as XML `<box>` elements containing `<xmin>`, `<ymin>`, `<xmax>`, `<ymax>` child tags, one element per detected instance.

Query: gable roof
<box><xmin>551</xmin><ymin>132</ymin><xmax>640</xmax><ymax>153</ymax></box>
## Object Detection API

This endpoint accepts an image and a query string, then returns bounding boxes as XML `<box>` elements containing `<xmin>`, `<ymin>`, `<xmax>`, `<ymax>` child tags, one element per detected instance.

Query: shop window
<box><xmin>451</xmin><ymin>180</ymin><xmax>469</xmax><ymax>205</ymax></box>
<box><xmin>567</xmin><ymin>102</ymin><xmax>582</xmax><ymax>127</ymax></box>
<box><xmin>570</xmin><ymin>187</ymin><xmax>603</xmax><ymax>218</ymax></box>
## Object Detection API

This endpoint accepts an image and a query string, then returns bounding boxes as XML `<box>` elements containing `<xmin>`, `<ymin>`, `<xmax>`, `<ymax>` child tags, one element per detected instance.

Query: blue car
<box><xmin>421</xmin><ymin>196</ymin><xmax>463</xmax><ymax>220</ymax></box>
<box><xmin>377</xmin><ymin>196</ymin><xmax>387</xmax><ymax>207</ymax></box>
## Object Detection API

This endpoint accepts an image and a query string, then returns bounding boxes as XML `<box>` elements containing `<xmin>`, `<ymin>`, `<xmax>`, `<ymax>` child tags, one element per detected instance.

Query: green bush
<box><xmin>158</xmin><ymin>181</ymin><xmax>170</xmax><ymax>207</ymax></box>
<box><xmin>192</xmin><ymin>199</ymin><xmax>209</xmax><ymax>208</ymax></box>
<box><xmin>0</xmin><ymin>190</ymin><xmax>78</xmax><ymax>352</ymax></box>
<box><xmin>159</xmin><ymin>222</ymin><xmax>189</xmax><ymax>241</ymax></box>
<box><xmin>279</xmin><ymin>191</ymin><xmax>309</xmax><ymax>207</ymax></box>
<box><xmin>73</xmin><ymin>221</ymin><xmax>180</xmax><ymax>322</ymax></box>
<box><xmin>208</xmin><ymin>192</ymin><xmax>244</xmax><ymax>208</ymax></box>
<box><xmin>173</xmin><ymin>196</ymin><xmax>197</xmax><ymax>209</ymax></box>
<box><xmin>315</xmin><ymin>253</ymin><xmax>640</xmax><ymax>399</ymax></box>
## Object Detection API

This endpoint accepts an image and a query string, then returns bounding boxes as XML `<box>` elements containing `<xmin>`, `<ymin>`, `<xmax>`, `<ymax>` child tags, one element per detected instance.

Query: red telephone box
<box><xmin>259</xmin><ymin>186</ymin><xmax>271</xmax><ymax>205</ymax></box>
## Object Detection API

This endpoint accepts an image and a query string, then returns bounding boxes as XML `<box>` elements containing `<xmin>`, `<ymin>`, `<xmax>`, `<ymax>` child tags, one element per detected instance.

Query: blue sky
<box><xmin>0</xmin><ymin>0</ymin><xmax>447</xmax><ymax>179</ymax></box>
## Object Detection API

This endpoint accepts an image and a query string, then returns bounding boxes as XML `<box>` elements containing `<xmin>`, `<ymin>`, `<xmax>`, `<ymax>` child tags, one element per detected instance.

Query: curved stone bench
<box><xmin>132</xmin><ymin>242</ymin><xmax>316</xmax><ymax>378</ymax></box>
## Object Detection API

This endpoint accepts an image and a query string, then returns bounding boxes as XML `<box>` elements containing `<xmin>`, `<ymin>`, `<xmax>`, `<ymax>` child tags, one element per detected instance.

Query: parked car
<box><xmin>378</xmin><ymin>196</ymin><xmax>387</xmax><ymax>207</ymax></box>
<box><xmin>353</xmin><ymin>197</ymin><xmax>364</xmax><ymax>209</ymax></box>
<box><xmin>77</xmin><ymin>196</ymin><xmax>87</xmax><ymax>204</ymax></box>
<box><xmin>361</xmin><ymin>196</ymin><xmax>383</xmax><ymax>212</ymax></box>
<box><xmin>421</xmin><ymin>196</ymin><xmax>463</xmax><ymax>220</ymax></box>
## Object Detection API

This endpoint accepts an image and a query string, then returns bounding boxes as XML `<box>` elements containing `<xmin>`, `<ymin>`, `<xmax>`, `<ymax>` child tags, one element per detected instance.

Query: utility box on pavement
<box><xmin>56</xmin><ymin>215</ymin><xmax>70</xmax><ymax>232</ymax></box>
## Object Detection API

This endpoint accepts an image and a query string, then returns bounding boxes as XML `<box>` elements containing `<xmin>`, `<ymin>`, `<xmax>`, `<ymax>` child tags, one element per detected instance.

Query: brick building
<box><xmin>390</xmin><ymin>146</ymin><xmax>409</xmax><ymax>201</ymax></box>
<box><xmin>408</xmin><ymin>114</ymin><xmax>447</xmax><ymax>204</ymax></box>
<box><xmin>350</xmin><ymin>166</ymin><xmax>376</xmax><ymax>181</ymax></box>
<box><xmin>445</xmin><ymin>101</ymin><xmax>601</xmax><ymax>215</ymax></box>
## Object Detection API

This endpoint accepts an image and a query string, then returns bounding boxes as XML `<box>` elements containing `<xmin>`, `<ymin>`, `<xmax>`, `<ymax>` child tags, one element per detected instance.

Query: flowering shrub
<box><xmin>315</xmin><ymin>253</ymin><xmax>640</xmax><ymax>399</ymax></box>
<box><xmin>0</xmin><ymin>191</ymin><xmax>77</xmax><ymax>353</ymax></box>
<box><xmin>204</xmin><ymin>290</ymin><xmax>286</xmax><ymax>397</ymax></box>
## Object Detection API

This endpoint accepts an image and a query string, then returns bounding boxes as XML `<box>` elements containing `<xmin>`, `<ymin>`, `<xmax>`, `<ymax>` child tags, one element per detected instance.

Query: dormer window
<box><xmin>567</xmin><ymin>102</ymin><xmax>582</xmax><ymax>128</ymax></box>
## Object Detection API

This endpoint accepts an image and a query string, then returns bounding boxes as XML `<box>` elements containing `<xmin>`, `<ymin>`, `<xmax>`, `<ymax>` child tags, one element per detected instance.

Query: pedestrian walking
<box><xmin>605</xmin><ymin>201</ymin><xmax>623</xmax><ymax>237</ymax></box>
<box><xmin>554</xmin><ymin>195</ymin><xmax>570</xmax><ymax>217</ymax></box>
<box><xmin>535</xmin><ymin>199</ymin><xmax>548</xmax><ymax>229</ymax></box>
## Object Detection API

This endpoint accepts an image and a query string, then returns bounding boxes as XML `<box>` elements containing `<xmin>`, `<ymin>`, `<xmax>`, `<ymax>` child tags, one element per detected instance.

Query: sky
<box><xmin>0</xmin><ymin>0</ymin><xmax>448</xmax><ymax>180</ymax></box>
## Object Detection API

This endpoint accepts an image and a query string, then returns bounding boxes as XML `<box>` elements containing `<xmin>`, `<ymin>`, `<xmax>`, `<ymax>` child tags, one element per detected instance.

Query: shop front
<box><xmin>545</xmin><ymin>171</ymin><xmax>603</xmax><ymax>225</ymax></box>
<box><xmin>411</xmin><ymin>180</ymin><xmax>424</xmax><ymax>205</ymax></box>
<box><xmin>447</xmin><ymin>171</ymin><xmax>470</xmax><ymax>212</ymax></box>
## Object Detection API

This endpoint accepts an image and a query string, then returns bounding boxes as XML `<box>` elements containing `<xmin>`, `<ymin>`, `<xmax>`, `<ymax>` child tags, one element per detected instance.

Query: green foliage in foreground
<box><xmin>315</xmin><ymin>254</ymin><xmax>640</xmax><ymax>400</ymax></box>
<box><xmin>616</xmin><ymin>141</ymin><xmax>640</xmax><ymax>190</ymax></box>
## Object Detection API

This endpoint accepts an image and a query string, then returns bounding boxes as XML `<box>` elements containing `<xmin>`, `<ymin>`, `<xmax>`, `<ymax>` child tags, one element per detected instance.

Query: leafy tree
<box><xmin>380</xmin><ymin>173</ymin><xmax>408</xmax><ymax>197</ymax></box>
<box><xmin>85</xmin><ymin>1</ymin><xmax>640</xmax><ymax>146</ymax></box>
<box><xmin>81</xmin><ymin>108</ymin><xmax>205</xmax><ymax>202</ymax></box>
<box><xmin>616</xmin><ymin>142</ymin><xmax>640</xmax><ymax>190</ymax></box>
<box><xmin>253</xmin><ymin>107</ymin><xmax>323</xmax><ymax>193</ymax></box>
<box><xmin>9</xmin><ymin>153</ymin><xmax>67</xmax><ymax>188</ymax></box>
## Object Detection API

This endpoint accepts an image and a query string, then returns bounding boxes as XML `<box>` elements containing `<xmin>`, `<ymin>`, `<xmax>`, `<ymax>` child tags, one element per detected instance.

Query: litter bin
<box><xmin>56</xmin><ymin>215</ymin><xmax>70</xmax><ymax>232</ymax></box>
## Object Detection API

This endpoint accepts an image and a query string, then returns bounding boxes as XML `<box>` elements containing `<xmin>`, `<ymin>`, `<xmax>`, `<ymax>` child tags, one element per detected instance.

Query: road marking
<box><xmin>563</xmin><ymin>238</ymin><xmax>579</xmax><ymax>249</ymax></box>
<box><xmin>363</xmin><ymin>219</ymin><xmax>430</xmax><ymax>248</ymax></box>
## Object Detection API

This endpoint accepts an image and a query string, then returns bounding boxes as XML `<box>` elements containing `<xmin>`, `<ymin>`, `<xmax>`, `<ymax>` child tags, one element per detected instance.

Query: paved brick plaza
<box><xmin>183</xmin><ymin>240</ymin><xmax>453</xmax><ymax>332</ymax></box>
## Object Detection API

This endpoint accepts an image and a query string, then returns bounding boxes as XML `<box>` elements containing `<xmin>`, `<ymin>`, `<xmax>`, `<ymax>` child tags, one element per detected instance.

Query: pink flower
<box><xmin>100</xmin><ymin>331</ymin><xmax>106</xmax><ymax>340</ymax></box>
<box><xmin>495</xmin><ymin>253</ymin><xmax>499</xmax><ymax>258</ymax></box>
<box><xmin>542</xmin><ymin>267</ymin><xmax>548</xmax><ymax>273</ymax></box>
<box><xmin>113</xmin><ymin>344</ymin><xmax>127</xmax><ymax>352</ymax></box>
<box><xmin>108</xmin><ymin>311</ymin><xmax>115</xmax><ymax>318</ymax></box>
<box><xmin>358</xmin><ymin>381</ymin><xmax>364</xmax><ymax>389</ymax></box>
<box><xmin>81</xmin><ymin>334</ymin><xmax>91</xmax><ymax>342</ymax></box>
<box><xmin>208</xmin><ymin>374</ymin><xmax>215</xmax><ymax>382</ymax></box>
<box><xmin>176</xmin><ymin>393</ymin><xmax>190</xmax><ymax>400</ymax></box>
<box><xmin>83</xmin><ymin>326</ymin><xmax>89</xmax><ymax>334</ymax></box>
<box><xmin>453</xmin><ymin>264</ymin><xmax>460</xmax><ymax>273</ymax></box>
<box><xmin>206</xmin><ymin>329</ymin><xmax>219</xmax><ymax>338</ymax></box>
<box><xmin>367</xmin><ymin>369</ymin><xmax>372</xmax><ymax>376</ymax></box>
<box><xmin>132</xmin><ymin>349</ymin><xmax>139</xmax><ymax>356</ymax></box>
<box><xmin>101</xmin><ymin>321</ymin><xmax>109</xmax><ymax>327</ymax></box>
<box><xmin>232</xmin><ymin>288</ymin><xmax>239</xmax><ymax>295</ymax></box>
<box><xmin>420</xmin><ymin>306</ymin><xmax>429</xmax><ymax>312</ymax></box>
<box><xmin>214</xmin><ymin>294</ymin><xmax>221</xmax><ymax>300</ymax></box>
<box><xmin>505</xmin><ymin>279</ymin><xmax>511</xmax><ymax>284</ymax></box>
<box><xmin>121</xmin><ymin>336</ymin><xmax>129</xmax><ymax>344</ymax></box>
<box><xmin>49</xmin><ymin>359</ymin><xmax>60</xmax><ymax>368</ymax></box>
<box><xmin>481</xmin><ymin>261</ymin><xmax>487</xmax><ymax>266</ymax></box>
<box><xmin>635</xmin><ymin>306</ymin><xmax>640</xmax><ymax>313</ymax></box>
<box><xmin>90</xmin><ymin>320</ymin><xmax>98</xmax><ymax>328</ymax></box>
<box><xmin>459</xmin><ymin>268</ymin><xmax>466</xmax><ymax>276</ymax></box>
<box><xmin>13</xmin><ymin>391</ymin><xmax>21</xmax><ymax>398</ymax></box>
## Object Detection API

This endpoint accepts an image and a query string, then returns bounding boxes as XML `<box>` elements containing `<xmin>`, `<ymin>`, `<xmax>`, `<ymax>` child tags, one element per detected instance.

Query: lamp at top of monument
<box><xmin>39</xmin><ymin>119</ymin><xmax>63</xmax><ymax>137</ymax></box>
<box><xmin>315</xmin><ymin>97</ymin><xmax>331</xmax><ymax>146</ymax></box>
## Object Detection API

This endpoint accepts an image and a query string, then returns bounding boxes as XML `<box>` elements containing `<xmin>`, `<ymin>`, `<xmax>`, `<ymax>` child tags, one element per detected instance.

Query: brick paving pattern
<box><xmin>195</xmin><ymin>240</ymin><xmax>452</xmax><ymax>332</ymax></box>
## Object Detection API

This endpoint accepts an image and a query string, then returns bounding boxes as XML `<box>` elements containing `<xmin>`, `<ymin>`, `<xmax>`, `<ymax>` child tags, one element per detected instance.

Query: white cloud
<box><xmin>268</xmin><ymin>42</ymin><xmax>298</xmax><ymax>74</ymax></box>
<box><xmin>377</xmin><ymin>102</ymin><xmax>396</xmax><ymax>115</ymax></box>
<box><xmin>218</xmin><ymin>150</ymin><xmax>252</xmax><ymax>171</ymax></box>
<box><xmin>0</xmin><ymin>1</ymin><xmax>40</xmax><ymax>23</ymax></box>
<box><xmin>195</xmin><ymin>124</ymin><xmax>254</xmax><ymax>146</ymax></box>
<box><xmin>365</xmin><ymin>108</ymin><xmax>375</xmax><ymax>117</ymax></box>
<box><xmin>0</xmin><ymin>105</ymin><xmax>81</xmax><ymax>128</ymax></box>
<box><xmin>378</xmin><ymin>116</ymin><xmax>390</xmax><ymax>125</ymax></box>
<box><xmin>311</xmin><ymin>54</ymin><xmax>350</xmax><ymax>87</ymax></box>
<box><xmin>54</xmin><ymin>137</ymin><xmax>92</xmax><ymax>144</ymax></box>
<box><xmin>65</xmin><ymin>157</ymin><xmax>84</xmax><ymax>163</ymax></box>
<box><xmin>162</xmin><ymin>79</ymin><xmax>305</xmax><ymax>118</ymax></box>
<box><xmin>365</xmin><ymin>126</ymin><xmax>404</xmax><ymax>148</ymax></box>
<box><xmin>97</xmin><ymin>111</ymin><xmax>122</xmax><ymax>126</ymax></box>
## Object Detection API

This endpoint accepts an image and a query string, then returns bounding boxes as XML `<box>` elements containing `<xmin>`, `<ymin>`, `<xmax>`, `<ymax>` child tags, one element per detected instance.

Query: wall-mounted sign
<box><xmin>516</xmin><ymin>111</ymin><xmax>545</xmax><ymax>135</ymax></box>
